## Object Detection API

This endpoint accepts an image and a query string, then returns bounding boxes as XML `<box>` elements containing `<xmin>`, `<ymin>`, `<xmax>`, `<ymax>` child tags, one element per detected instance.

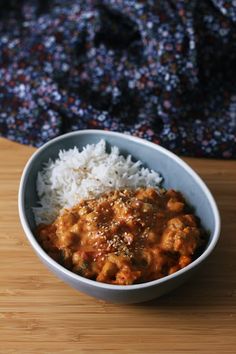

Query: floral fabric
<box><xmin>0</xmin><ymin>0</ymin><xmax>236</xmax><ymax>158</ymax></box>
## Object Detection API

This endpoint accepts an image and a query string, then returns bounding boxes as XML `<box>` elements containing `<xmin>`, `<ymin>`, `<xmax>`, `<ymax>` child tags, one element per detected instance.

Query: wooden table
<box><xmin>0</xmin><ymin>137</ymin><xmax>235</xmax><ymax>354</ymax></box>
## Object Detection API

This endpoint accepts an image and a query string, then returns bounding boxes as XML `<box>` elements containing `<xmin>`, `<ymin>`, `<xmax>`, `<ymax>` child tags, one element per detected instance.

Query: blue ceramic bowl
<box><xmin>18</xmin><ymin>130</ymin><xmax>220</xmax><ymax>303</ymax></box>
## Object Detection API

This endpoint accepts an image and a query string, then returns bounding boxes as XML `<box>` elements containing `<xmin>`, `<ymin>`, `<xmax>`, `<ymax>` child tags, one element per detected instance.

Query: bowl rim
<box><xmin>18</xmin><ymin>129</ymin><xmax>221</xmax><ymax>291</ymax></box>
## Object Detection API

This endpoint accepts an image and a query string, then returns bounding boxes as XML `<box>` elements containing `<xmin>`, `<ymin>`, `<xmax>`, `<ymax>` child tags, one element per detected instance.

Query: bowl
<box><xmin>18</xmin><ymin>130</ymin><xmax>220</xmax><ymax>304</ymax></box>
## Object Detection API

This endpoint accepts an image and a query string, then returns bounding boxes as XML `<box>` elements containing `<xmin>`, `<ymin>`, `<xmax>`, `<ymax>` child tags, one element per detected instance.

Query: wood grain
<box><xmin>0</xmin><ymin>137</ymin><xmax>235</xmax><ymax>354</ymax></box>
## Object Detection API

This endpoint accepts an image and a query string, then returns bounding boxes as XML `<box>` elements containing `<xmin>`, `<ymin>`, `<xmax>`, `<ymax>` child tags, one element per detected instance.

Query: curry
<box><xmin>37</xmin><ymin>188</ymin><xmax>207</xmax><ymax>285</ymax></box>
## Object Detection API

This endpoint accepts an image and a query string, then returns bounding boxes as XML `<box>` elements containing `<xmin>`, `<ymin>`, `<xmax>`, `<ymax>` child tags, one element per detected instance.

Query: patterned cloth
<box><xmin>0</xmin><ymin>0</ymin><xmax>236</xmax><ymax>158</ymax></box>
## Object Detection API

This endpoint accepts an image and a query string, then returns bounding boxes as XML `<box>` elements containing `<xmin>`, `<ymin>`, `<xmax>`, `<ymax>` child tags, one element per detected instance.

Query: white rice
<box><xmin>33</xmin><ymin>139</ymin><xmax>162</xmax><ymax>225</ymax></box>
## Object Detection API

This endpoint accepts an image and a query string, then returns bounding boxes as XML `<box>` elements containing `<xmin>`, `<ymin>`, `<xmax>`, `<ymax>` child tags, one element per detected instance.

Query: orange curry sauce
<box><xmin>36</xmin><ymin>188</ymin><xmax>207</xmax><ymax>285</ymax></box>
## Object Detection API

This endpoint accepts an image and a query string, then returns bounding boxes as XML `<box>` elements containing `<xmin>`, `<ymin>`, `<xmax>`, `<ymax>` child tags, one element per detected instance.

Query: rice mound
<box><xmin>33</xmin><ymin>140</ymin><xmax>162</xmax><ymax>225</ymax></box>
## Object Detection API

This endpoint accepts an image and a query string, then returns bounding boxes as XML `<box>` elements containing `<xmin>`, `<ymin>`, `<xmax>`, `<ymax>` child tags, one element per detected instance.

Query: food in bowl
<box><xmin>19</xmin><ymin>130</ymin><xmax>220</xmax><ymax>303</ymax></box>
<box><xmin>34</xmin><ymin>139</ymin><xmax>207</xmax><ymax>285</ymax></box>
<box><xmin>33</xmin><ymin>139</ymin><xmax>162</xmax><ymax>225</ymax></box>
<box><xmin>37</xmin><ymin>187</ymin><xmax>206</xmax><ymax>285</ymax></box>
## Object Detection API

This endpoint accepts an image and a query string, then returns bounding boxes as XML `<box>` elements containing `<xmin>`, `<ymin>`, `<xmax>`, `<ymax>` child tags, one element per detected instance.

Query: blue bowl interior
<box><xmin>23</xmin><ymin>132</ymin><xmax>216</xmax><ymax>244</ymax></box>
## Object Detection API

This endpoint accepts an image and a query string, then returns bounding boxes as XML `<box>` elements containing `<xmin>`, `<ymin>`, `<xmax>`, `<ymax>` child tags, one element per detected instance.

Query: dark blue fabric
<box><xmin>0</xmin><ymin>0</ymin><xmax>236</xmax><ymax>158</ymax></box>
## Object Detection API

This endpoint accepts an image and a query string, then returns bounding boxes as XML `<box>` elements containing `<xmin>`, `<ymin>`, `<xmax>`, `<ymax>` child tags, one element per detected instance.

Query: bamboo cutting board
<box><xmin>0</xmin><ymin>137</ymin><xmax>235</xmax><ymax>354</ymax></box>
